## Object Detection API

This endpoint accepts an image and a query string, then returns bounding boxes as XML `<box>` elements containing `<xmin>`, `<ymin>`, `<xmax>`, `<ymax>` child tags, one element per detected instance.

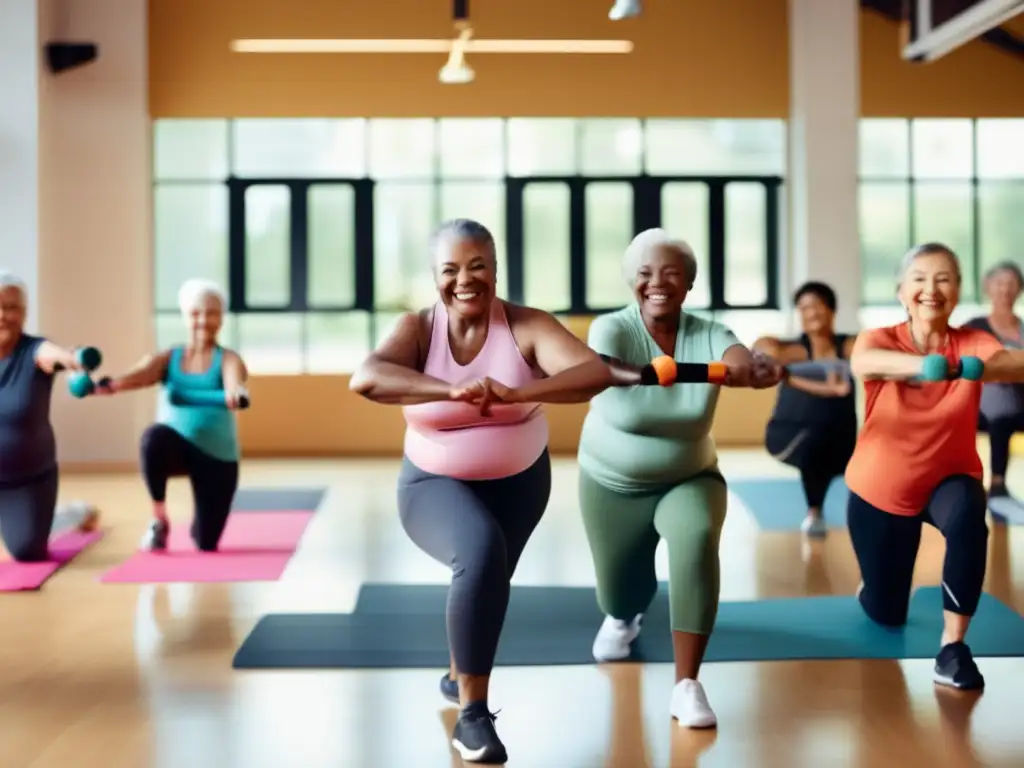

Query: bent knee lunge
<box><xmin>655</xmin><ymin>477</ymin><xmax>727</xmax><ymax>634</ymax></box>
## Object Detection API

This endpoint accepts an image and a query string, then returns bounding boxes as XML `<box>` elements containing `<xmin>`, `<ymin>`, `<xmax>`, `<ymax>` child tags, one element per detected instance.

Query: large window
<box><xmin>153</xmin><ymin>118</ymin><xmax>787</xmax><ymax>373</ymax></box>
<box><xmin>859</xmin><ymin>118</ymin><xmax>1024</xmax><ymax>306</ymax></box>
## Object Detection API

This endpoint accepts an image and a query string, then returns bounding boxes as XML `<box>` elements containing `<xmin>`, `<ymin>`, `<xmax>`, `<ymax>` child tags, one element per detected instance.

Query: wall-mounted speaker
<box><xmin>45</xmin><ymin>42</ymin><xmax>98</xmax><ymax>74</ymax></box>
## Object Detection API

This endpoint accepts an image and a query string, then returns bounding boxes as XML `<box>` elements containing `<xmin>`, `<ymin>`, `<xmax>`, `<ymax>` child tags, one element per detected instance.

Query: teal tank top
<box><xmin>157</xmin><ymin>346</ymin><xmax>240</xmax><ymax>463</ymax></box>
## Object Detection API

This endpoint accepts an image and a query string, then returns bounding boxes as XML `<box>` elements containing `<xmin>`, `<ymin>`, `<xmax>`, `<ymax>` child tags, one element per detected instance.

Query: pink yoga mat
<box><xmin>100</xmin><ymin>511</ymin><xmax>313</xmax><ymax>584</ymax></box>
<box><xmin>0</xmin><ymin>529</ymin><xmax>104</xmax><ymax>592</ymax></box>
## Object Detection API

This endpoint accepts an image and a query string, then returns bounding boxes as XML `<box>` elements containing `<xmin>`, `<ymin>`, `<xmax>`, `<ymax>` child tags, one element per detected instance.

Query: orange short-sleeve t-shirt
<box><xmin>844</xmin><ymin>323</ymin><xmax>1004</xmax><ymax>516</ymax></box>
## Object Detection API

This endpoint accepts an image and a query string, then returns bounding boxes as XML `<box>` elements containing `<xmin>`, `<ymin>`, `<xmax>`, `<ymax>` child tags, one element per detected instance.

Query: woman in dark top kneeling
<box><xmin>0</xmin><ymin>273</ymin><xmax>98</xmax><ymax>561</ymax></box>
<box><xmin>753</xmin><ymin>282</ymin><xmax>858</xmax><ymax>537</ymax></box>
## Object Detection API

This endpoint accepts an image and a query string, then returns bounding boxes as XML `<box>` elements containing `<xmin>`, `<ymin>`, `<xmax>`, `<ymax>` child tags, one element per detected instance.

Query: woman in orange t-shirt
<box><xmin>846</xmin><ymin>242</ymin><xmax>1021</xmax><ymax>693</ymax></box>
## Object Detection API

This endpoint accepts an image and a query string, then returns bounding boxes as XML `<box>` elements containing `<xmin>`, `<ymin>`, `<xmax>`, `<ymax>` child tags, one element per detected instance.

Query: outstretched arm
<box><xmin>849</xmin><ymin>330</ymin><xmax>925</xmax><ymax>381</ymax></box>
<box><xmin>504</xmin><ymin>310</ymin><xmax>645</xmax><ymax>404</ymax></box>
<box><xmin>34</xmin><ymin>341</ymin><xmax>82</xmax><ymax>375</ymax></box>
<box><xmin>349</xmin><ymin>312</ymin><xmax>454</xmax><ymax>405</ymax></box>
<box><xmin>104</xmin><ymin>351</ymin><xmax>172</xmax><ymax>393</ymax></box>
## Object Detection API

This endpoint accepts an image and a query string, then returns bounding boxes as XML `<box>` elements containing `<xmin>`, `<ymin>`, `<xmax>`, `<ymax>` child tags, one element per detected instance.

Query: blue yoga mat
<box><xmin>729</xmin><ymin>477</ymin><xmax>850</xmax><ymax>531</ymax></box>
<box><xmin>232</xmin><ymin>584</ymin><xmax>1024</xmax><ymax>670</ymax></box>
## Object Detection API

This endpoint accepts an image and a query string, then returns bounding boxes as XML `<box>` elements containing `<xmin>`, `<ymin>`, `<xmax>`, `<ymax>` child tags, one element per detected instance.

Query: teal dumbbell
<box><xmin>53</xmin><ymin>346</ymin><xmax>103</xmax><ymax>374</ymax></box>
<box><xmin>919</xmin><ymin>354</ymin><xmax>949</xmax><ymax>382</ymax></box>
<box><xmin>957</xmin><ymin>356</ymin><xmax>985</xmax><ymax>381</ymax></box>
<box><xmin>67</xmin><ymin>374</ymin><xmax>112</xmax><ymax>399</ymax></box>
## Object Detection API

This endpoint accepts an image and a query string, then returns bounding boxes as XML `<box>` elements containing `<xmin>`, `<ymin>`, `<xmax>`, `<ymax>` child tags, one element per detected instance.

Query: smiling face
<box><xmin>796</xmin><ymin>291</ymin><xmax>835</xmax><ymax>336</ymax></box>
<box><xmin>183</xmin><ymin>292</ymin><xmax>223</xmax><ymax>345</ymax></box>
<box><xmin>898</xmin><ymin>249</ymin><xmax>960</xmax><ymax>326</ymax></box>
<box><xmin>985</xmin><ymin>267</ymin><xmax>1022</xmax><ymax>313</ymax></box>
<box><xmin>434</xmin><ymin>234</ymin><xmax>497</xmax><ymax>321</ymax></box>
<box><xmin>632</xmin><ymin>244</ymin><xmax>690</xmax><ymax>321</ymax></box>
<box><xmin>0</xmin><ymin>285</ymin><xmax>25</xmax><ymax>350</ymax></box>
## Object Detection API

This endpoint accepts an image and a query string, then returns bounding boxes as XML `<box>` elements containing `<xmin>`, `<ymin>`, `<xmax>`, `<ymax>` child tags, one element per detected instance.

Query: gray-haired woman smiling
<box><xmin>575</xmin><ymin>228</ymin><xmax>783</xmax><ymax>729</ymax></box>
<box><xmin>964</xmin><ymin>261</ymin><xmax>1024</xmax><ymax>520</ymax></box>
<box><xmin>0</xmin><ymin>272</ymin><xmax>98</xmax><ymax>561</ymax></box>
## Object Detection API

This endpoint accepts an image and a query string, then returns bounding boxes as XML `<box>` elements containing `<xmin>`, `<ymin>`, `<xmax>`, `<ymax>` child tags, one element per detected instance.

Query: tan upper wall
<box><xmin>149</xmin><ymin>0</ymin><xmax>1024</xmax><ymax>118</ymax></box>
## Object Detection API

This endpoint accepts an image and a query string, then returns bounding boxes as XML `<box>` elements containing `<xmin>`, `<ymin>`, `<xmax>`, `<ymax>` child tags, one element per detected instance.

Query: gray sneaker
<box><xmin>141</xmin><ymin>519</ymin><xmax>170</xmax><ymax>551</ymax></box>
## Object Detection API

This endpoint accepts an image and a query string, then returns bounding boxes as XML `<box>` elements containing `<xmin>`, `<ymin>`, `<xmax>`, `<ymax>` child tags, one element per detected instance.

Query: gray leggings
<box><xmin>397</xmin><ymin>450</ymin><xmax>552</xmax><ymax>676</ymax></box>
<box><xmin>0</xmin><ymin>467</ymin><xmax>58</xmax><ymax>562</ymax></box>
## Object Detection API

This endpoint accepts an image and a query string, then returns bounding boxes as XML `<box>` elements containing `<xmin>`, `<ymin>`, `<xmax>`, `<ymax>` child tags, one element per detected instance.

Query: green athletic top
<box><xmin>578</xmin><ymin>304</ymin><xmax>741</xmax><ymax>493</ymax></box>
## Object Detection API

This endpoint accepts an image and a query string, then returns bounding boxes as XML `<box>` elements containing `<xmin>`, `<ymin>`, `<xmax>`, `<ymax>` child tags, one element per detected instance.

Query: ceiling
<box><xmin>861</xmin><ymin>0</ymin><xmax>1024</xmax><ymax>58</ymax></box>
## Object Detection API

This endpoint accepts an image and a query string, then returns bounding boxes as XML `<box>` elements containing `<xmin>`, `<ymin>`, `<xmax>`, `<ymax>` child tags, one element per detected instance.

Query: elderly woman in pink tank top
<box><xmin>352</xmin><ymin>218</ymin><xmax>733</xmax><ymax>763</ymax></box>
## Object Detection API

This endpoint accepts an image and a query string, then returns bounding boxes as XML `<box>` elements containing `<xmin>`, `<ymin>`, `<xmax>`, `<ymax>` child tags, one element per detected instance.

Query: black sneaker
<box><xmin>141</xmin><ymin>519</ymin><xmax>169</xmax><ymax>551</ymax></box>
<box><xmin>934</xmin><ymin>641</ymin><xmax>985</xmax><ymax>690</ymax></box>
<box><xmin>451</xmin><ymin>701</ymin><xmax>507</xmax><ymax>764</ymax></box>
<box><xmin>439</xmin><ymin>673</ymin><xmax>459</xmax><ymax>705</ymax></box>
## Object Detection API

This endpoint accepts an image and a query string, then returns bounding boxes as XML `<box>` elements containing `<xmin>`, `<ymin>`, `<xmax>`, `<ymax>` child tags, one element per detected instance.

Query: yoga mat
<box><xmin>232</xmin><ymin>583</ymin><xmax>1024</xmax><ymax>670</ymax></box>
<box><xmin>232</xmin><ymin>487</ymin><xmax>326</xmax><ymax>513</ymax></box>
<box><xmin>729</xmin><ymin>477</ymin><xmax>849</xmax><ymax>531</ymax></box>
<box><xmin>100</xmin><ymin>511</ymin><xmax>313</xmax><ymax>584</ymax></box>
<box><xmin>0</xmin><ymin>530</ymin><xmax>104</xmax><ymax>592</ymax></box>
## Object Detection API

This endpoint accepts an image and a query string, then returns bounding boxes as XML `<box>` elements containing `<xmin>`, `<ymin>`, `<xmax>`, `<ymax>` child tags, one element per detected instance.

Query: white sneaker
<box><xmin>592</xmin><ymin>614</ymin><xmax>642</xmax><ymax>661</ymax></box>
<box><xmin>670</xmin><ymin>678</ymin><xmax>717</xmax><ymax>728</ymax></box>
<box><xmin>801</xmin><ymin>515</ymin><xmax>827</xmax><ymax>538</ymax></box>
<box><xmin>609</xmin><ymin>0</ymin><xmax>641</xmax><ymax>21</ymax></box>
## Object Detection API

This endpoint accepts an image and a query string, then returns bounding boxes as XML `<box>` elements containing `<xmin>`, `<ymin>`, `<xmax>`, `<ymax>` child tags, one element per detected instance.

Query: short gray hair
<box><xmin>896</xmin><ymin>242</ymin><xmax>962</xmax><ymax>286</ymax></box>
<box><xmin>0</xmin><ymin>272</ymin><xmax>27</xmax><ymax>306</ymax></box>
<box><xmin>984</xmin><ymin>260</ymin><xmax>1024</xmax><ymax>290</ymax></box>
<box><xmin>621</xmin><ymin>228</ymin><xmax>697</xmax><ymax>289</ymax></box>
<box><xmin>178</xmin><ymin>279</ymin><xmax>226</xmax><ymax>315</ymax></box>
<box><xmin>429</xmin><ymin>218</ymin><xmax>497</xmax><ymax>265</ymax></box>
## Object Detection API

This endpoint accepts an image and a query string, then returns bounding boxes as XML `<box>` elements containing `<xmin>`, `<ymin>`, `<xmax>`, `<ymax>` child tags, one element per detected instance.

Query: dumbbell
<box><xmin>167</xmin><ymin>385</ymin><xmax>251</xmax><ymax>410</ymax></box>
<box><xmin>53</xmin><ymin>346</ymin><xmax>103</xmax><ymax>374</ymax></box>
<box><xmin>918</xmin><ymin>354</ymin><xmax>985</xmax><ymax>382</ymax></box>
<box><xmin>67</xmin><ymin>374</ymin><xmax>112</xmax><ymax>399</ymax></box>
<box><xmin>52</xmin><ymin>347</ymin><xmax>107</xmax><ymax>399</ymax></box>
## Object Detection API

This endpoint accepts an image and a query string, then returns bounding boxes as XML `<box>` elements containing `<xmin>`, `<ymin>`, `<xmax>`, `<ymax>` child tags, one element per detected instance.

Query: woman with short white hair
<box><xmin>575</xmin><ymin>229</ymin><xmax>782</xmax><ymax>729</ymax></box>
<box><xmin>99</xmin><ymin>279</ymin><xmax>249</xmax><ymax>552</ymax></box>
<box><xmin>0</xmin><ymin>272</ymin><xmax>98</xmax><ymax>560</ymax></box>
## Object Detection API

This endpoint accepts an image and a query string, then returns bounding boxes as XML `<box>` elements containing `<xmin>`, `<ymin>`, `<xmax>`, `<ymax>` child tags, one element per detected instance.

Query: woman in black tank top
<box><xmin>753</xmin><ymin>282</ymin><xmax>858</xmax><ymax>538</ymax></box>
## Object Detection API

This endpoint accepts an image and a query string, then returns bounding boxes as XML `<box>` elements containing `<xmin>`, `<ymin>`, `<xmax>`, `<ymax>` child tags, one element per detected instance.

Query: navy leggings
<box><xmin>0</xmin><ymin>467</ymin><xmax>58</xmax><ymax>562</ymax></box>
<box><xmin>140</xmin><ymin>424</ymin><xmax>239</xmax><ymax>551</ymax></box>
<box><xmin>848</xmin><ymin>475</ymin><xmax>988</xmax><ymax>626</ymax></box>
<box><xmin>397</xmin><ymin>450</ymin><xmax>552</xmax><ymax>676</ymax></box>
<box><xmin>767</xmin><ymin>421</ymin><xmax>856</xmax><ymax>508</ymax></box>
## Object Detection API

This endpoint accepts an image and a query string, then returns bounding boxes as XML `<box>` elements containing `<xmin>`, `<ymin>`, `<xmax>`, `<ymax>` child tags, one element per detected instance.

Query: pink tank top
<box><xmin>402</xmin><ymin>301</ymin><xmax>548</xmax><ymax>480</ymax></box>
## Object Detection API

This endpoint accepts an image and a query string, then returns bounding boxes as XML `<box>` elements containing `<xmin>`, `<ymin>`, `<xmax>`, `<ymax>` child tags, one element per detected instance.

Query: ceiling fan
<box><xmin>230</xmin><ymin>0</ymin><xmax>635</xmax><ymax>84</ymax></box>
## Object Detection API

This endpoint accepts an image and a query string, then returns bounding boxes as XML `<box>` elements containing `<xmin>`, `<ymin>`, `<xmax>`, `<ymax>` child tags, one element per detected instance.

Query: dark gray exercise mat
<box><xmin>231</xmin><ymin>583</ymin><xmax>1024</xmax><ymax>670</ymax></box>
<box><xmin>231</xmin><ymin>487</ymin><xmax>326</xmax><ymax>512</ymax></box>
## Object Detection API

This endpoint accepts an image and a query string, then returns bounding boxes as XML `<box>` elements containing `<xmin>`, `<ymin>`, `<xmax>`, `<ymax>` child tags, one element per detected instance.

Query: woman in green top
<box><xmin>577</xmin><ymin>228</ymin><xmax>782</xmax><ymax>730</ymax></box>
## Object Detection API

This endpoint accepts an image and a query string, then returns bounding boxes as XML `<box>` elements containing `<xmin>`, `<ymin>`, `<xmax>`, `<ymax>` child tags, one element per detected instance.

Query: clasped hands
<box><xmin>449</xmin><ymin>377</ymin><xmax>515</xmax><ymax>416</ymax></box>
<box><xmin>725</xmin><ymin>352</ymin><xmax>786</xmax><ymax>389</ymax></box>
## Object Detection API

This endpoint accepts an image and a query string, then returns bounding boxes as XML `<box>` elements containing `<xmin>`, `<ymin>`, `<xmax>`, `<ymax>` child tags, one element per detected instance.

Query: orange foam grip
<box><xmin>650</xmin><ymin>356</ymin><xmax>677</xmax><ymax>387</ymax></box>
<box><xmin>706</xmin><ymin>362</ymin><xmax>729</xmax><ymax>384</ymax></box>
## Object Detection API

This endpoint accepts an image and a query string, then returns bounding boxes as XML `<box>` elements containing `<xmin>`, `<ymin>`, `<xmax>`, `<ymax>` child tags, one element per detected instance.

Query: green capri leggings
<box><xmin>579</xmin><ymin>469</ymin><xmax>728</xmax><ymax>634</ymax></box>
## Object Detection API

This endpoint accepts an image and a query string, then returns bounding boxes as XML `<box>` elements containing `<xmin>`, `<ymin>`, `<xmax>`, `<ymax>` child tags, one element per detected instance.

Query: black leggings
<box><xmin>766</xmin><ymin>421</ymin><xmax>855</xmax><ymax>508</ymax></box>
<box><xmin>140</xmin><ymin>424</ymin><xmax>239</xmax><ymax>552</ymax></box>
<box><xmin>978</xmin><ymin>412</ymin><xmax>1024</xmax><ymax>478</ymax></box>
<box><xmin>397</xmin><ymin>451</ymin><xmax>552</xmax><ymax>677</ymax></box>
<box><xmin>848</xmin><ymin>475</ymin><xmax>988</xmax><ymax>626</ymax></box>
<box><xmin>0</xmin><ymin>468</ymin><xmax>58</xmax><ymax>562</ymax></box>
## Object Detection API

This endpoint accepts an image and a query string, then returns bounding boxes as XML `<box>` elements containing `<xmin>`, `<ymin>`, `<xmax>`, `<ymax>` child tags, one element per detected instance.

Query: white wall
<box><xmin>37</xmin><ymin>0</ymin><xmax>154</xmax><ymax>465</ymax></box>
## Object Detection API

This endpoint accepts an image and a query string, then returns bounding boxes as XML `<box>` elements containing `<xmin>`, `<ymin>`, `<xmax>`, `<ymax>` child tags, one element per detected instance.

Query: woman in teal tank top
<box><xmin>98</xmin><ymin>279</ymin><xmax>249</xmax><ymax>552</ymax></box>
<box><xmin>576</xmin><ymin>229</ymin><xmax>782</xmax><ymax>730</ymax></box>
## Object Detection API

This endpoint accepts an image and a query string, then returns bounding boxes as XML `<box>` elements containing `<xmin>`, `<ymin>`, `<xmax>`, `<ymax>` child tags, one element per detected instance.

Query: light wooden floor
<box><xmin>3</xmin><ymin>450</ymin><xmax>1023</xmax><ymax>768</ymax></box>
